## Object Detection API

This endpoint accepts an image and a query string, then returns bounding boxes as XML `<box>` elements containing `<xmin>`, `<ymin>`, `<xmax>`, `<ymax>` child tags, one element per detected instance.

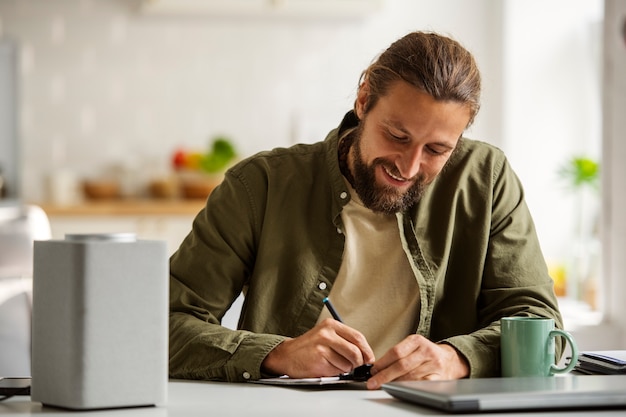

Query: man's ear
<box><xmin>355</xmin><ymin>81</ymin><xmax>370</xmax><ymax>119</ymax></box>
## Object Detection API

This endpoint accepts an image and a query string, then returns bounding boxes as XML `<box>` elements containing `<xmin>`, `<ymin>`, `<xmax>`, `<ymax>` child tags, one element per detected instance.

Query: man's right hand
<box><xmin>261</xmin><ymin>318</ymin><xmax>376</xmax><ymax>378</ymax></box>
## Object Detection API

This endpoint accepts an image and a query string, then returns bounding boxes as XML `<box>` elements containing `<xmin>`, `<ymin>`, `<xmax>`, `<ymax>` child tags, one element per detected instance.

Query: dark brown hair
<box><xmin>357</xmin><ymin>31</ymin><xmax>481</xmax><ymax>126</ymax></box>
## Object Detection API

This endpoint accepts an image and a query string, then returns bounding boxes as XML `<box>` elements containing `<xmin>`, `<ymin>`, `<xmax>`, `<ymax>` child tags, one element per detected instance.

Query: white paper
<box><xmin>252</xmin><ymin>376</ymin><xmax>358</xmax><ymax>386</ymax></box>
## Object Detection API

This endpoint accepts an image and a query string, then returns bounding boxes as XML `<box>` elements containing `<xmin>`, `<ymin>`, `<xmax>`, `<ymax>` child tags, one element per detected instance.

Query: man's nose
<box><xmin>396</xmin><ymin>147</ymin><xmax>422</xmax><ymax>179</ymax></box>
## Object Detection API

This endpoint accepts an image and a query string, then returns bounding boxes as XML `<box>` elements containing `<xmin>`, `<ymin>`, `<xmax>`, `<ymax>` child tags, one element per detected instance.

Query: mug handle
<box><xmin>549</xmin><ymin>329</ymin><xmax>579</xmax><ymax>374</ymax></box>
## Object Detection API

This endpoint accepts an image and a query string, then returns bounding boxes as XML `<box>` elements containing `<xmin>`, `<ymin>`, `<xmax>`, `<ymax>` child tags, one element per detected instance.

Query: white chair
<box><xmin>0</xmin><ymin>204</ymin><xmax>51</xmax><ymax>377</ymax></box>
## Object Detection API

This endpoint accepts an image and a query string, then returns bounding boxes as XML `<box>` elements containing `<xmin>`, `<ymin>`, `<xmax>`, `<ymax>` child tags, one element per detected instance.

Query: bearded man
<box><xmin>169</xmin><ymin>31</ymin><xmax>563</xmax><ymax>390</ymax></box>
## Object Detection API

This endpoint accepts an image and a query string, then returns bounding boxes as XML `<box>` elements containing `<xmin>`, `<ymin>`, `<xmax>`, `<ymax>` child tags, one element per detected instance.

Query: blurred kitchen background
<box><xmin>1</xmin><ymin>1</ymin><xmax>602</xmax><ymax>242</ymax></box>
<box><xmin>3</xmin><ymin>0</ymin><xmax>626</xmax><ymax>375</ymax></box>
<box><xmin>1</xmin><ymin>0</ymin><xmax>511</xmax><ymax>202</ymax></box>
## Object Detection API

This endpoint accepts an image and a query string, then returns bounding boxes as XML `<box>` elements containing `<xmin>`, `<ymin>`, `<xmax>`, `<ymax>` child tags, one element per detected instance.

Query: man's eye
<box><xmin>388</xmin><ymin>132</ymin><xmax>407</xmax><ymax>142</ymax></box>
<box><xmin>426</xmin><ymin>146</ymin><xmax>446</xmax><ymax>155</ymax></box>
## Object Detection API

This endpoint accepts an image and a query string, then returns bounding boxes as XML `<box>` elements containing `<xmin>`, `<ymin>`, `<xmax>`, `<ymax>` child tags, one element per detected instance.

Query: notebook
<box><xmin>575</xmin><ymin>350</ymin><xmax>626</xmax><ymax>375</ymax></box>
<box><xmin>382</xmin><ymin>374</ymin><xmax>626</xmax><ymax>413</ymax></box>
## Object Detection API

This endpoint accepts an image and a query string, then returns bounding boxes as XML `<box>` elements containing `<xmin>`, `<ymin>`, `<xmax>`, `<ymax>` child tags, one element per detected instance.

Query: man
<box><xmin>169</xmin><ymin>31</ymin><xmax>563</xmax><ymax>390</ymax></box>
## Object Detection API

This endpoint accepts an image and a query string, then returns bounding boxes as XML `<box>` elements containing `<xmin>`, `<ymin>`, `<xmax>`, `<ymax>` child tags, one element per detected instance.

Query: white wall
<box><xmin>0</xmin><ymin>0</ymin><xmax>501</xmax><ymax>202</ymax></box>
<box><xmin>603</xmin><ymin>0</ymin><xmax>626</xmax><ymax>347</ymax></box>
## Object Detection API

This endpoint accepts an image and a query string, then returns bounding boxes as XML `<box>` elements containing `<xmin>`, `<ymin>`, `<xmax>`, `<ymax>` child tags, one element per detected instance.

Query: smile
<box><xmin>383</xmin><ymin>166</ymin><xmax>408</xmax><ymax>183</ymax></box>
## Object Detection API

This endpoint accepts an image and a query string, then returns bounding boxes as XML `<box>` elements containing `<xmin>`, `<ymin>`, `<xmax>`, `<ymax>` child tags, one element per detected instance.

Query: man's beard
<box><xmin>350</xmin><ymin>127</ymin><xmax>427</xmax><ymax>215</ymax></box>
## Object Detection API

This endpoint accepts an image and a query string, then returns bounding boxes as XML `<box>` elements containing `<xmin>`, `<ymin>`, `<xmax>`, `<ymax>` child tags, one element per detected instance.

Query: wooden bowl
<box><xmin>82</xmin><ymin>180</ymin><xmax>120</xmax><ymax>200</ymax></box>
<box><xmin>180</xmin><ymin>179</ymin><xmax>217</xmax><ymax>199</ymax></box>
<box><xmin>148</xmin><ymin>178</ymin><xmax>179</xmax><ymax>199</ymax></box>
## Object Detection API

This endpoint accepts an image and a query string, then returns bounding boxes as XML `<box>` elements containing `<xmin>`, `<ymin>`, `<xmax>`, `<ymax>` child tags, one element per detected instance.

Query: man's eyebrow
<box><xmin>383</xmin><ymin>119</ymin><xmax>411</xmax><ymax>135</ymax></box>
<box><xmin>384</xmin><ymin>119</ymin><xmax>457</xmax><ymax>149</ymax></box>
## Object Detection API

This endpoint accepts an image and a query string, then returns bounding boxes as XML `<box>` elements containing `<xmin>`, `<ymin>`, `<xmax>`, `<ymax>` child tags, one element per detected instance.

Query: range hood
<box><xmin>138</xmin><ymin>0</ymin><xmax>383</xmax><ymax>19</ymax></box>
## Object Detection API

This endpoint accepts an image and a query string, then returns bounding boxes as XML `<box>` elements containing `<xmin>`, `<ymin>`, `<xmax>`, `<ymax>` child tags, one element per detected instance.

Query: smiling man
<box><xmin>169</xmin><ymin>31</ymin><xmax>564</xmax><ymax>390</ymax></box>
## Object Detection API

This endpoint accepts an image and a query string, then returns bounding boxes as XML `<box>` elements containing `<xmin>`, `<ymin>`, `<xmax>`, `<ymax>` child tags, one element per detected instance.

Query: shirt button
<box><xmin>318</xmin><ymin>282</ymin><xmax>327</xmax><ymax>291</ymax></box>
<box><xmin>242</xmin><ymin>372</ymin><xmax>251</xmax><ymax>380</ymax></box>
<box><xmin>340</xmin><ymin>191</ymin><xmax>348</xmax><ymax>199</ymax></box>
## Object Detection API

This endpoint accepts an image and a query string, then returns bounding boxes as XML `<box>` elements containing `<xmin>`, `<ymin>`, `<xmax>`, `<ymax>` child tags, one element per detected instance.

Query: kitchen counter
<box><xmin>34</xmin><ymin>199</ymin><xmax>207</xmax><ymax>254</ymax></box>
<box><xmin>36</xmin><ymin>199</ymin><xmax>206</xmax><ymax>217</ymax></box>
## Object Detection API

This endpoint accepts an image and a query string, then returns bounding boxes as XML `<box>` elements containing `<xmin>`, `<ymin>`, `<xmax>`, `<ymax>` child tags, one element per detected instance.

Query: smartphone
<box><xmin>0</xmin><ymin>377</ymin><xmax>31</xmax><ymax>396</ymax></box>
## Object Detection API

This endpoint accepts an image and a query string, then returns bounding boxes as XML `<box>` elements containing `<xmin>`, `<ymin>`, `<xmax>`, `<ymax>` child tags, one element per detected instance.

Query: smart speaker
<box><xmin>31</xmin><ymin>233</ymin><xmax>168</xmax><ymax>409</ymax></box>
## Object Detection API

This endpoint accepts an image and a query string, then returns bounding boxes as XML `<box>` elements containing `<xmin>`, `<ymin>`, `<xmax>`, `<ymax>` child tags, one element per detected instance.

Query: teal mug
<box><xmin>501</xmin><ymin>317</ymin><xmax>578</xmax><ymax>377</ymax></box>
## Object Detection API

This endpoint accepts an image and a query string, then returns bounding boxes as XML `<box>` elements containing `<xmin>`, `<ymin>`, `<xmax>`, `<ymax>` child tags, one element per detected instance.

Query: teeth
<box><xmin>384</xmin><ymin>166</ymin><xmax>405</xmax><ymax>182</ymax></box>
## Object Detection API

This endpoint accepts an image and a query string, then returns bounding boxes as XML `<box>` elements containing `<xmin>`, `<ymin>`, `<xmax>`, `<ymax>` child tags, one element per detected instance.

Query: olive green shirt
<box><xmin>169</xmin><ymin>112</ymin><xmax>563</xmax><ymax>382</ymax></box>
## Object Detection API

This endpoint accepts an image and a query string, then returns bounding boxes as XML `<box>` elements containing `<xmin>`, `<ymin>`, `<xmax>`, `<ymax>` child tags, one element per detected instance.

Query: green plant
<box><xmin>199</xmin><ymin>136</ymin><xmax>237</xmax><ymax>174</ymax></box>
<box><xmin>558</xmin><ymin>156</ymin><xmax>600</xmax><ymax>191</ymax></box>
<box><xmin>556</xmin><ymin>155</ymin><xmax>601</xmax><ymax>305</ymax></box>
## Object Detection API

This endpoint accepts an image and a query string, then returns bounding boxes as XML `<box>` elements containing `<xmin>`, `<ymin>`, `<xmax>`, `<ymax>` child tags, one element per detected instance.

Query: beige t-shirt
<box><xmin>317</xmin><ymin>183</ymin><xmax>421</xmax><ymax>359</ymax></box>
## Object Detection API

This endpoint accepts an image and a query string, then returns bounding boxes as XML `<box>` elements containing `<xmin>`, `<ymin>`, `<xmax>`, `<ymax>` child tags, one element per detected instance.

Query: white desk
<box><xmin>1</xmin><ymin>379</ymin><xmax>625</xmax><ymax>417</ymax></box>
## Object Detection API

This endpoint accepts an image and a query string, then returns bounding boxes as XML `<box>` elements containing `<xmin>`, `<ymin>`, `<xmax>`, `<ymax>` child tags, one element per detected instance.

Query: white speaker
<box><xmin>31</xmin><ymin>233</ymin><xmax>168</xmax><ymax>410</ymax></box>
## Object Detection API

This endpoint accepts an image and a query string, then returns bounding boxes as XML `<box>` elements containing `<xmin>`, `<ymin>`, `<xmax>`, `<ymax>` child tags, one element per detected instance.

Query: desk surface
<box><xmin>1</xmin><ymin>380</ymin><xmax>625</xmax><ymax>417</ymax></box>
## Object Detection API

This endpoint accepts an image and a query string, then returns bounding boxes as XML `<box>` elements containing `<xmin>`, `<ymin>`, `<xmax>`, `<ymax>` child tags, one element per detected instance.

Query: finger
<box><xmin>379</xmin><ymin>343</ymin><xmax>461</xmax><ymax>380</ymax></box>
<box><xmin>367</xmin><ymin>353</ymin><xmax>429</xmax><ymax>390</ymax></box>
<box><xmin>371</xmin><ymin>334</ymin><xmax>426</xmax><ymax>373</ymax></box>
<box><xmin>336</xmin><ymin>325</ymin><xmax>375</xmax><ymax>360</ymax></box>
<box><xmin>319</xmin><ymin>318</ymin><xmax>376</xmax><ymax>366</ymax></box>
<box><xmin>367</xmin><ymin>335</ymin><xmax>432</xmax><ymax>390</ymax></box>
<box><xmin>302</xmin><ymin>320</ymin><xmax>366</xmax><ymax>373</ymax></box>
<box><xmin>276</xmin><ymin>336</ymin><xmax>355</xmax><ymax>377</ymax></box>
<box><xmin>322</xmin><ymin>348</ymin><xmax>357</xmax><ymax>375</ymax></box>
<box><xmin>367</xmin><ymin>339</ymin><xmax>461</xmax><ymax>389</ymax></box>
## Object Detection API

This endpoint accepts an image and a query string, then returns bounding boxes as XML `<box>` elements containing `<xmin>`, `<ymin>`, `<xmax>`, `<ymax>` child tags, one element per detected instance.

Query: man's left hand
<box><xmin>366</xmin><ymin>334</ymin><xmax>469</xmax><ymax>390</ymax></box>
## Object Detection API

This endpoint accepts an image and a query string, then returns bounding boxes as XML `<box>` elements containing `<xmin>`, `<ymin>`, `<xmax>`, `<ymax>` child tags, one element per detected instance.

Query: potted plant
<box><xmin>557</xmin><ymin>155</ymin><xmax>601</xmax><ymax>308</ymax></box>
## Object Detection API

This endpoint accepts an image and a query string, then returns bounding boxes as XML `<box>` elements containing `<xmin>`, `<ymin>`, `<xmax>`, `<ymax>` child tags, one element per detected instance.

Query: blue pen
<box><xmin>323</xmin><ymin>297</ymin><xmax>343</xmax><ymax>322</ymax></box>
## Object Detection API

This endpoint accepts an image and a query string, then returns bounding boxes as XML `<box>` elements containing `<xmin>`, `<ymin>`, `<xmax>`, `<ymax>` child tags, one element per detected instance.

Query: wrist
<box><xmin>439</xmin><ymin>343</ymin><xmax>470</xmax><ymax>378</ymax></box>
<box><xmin>261</xmin><ymin>338</ymin><xmax>290</xmax><ymax>376</ymax></box>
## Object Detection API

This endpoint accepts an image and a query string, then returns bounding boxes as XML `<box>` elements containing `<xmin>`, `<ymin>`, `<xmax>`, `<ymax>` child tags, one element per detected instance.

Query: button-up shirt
<box><xmin>169</xmin><ymin>111</ymin><xmax>564</xmax><ymax>382</ymax></box>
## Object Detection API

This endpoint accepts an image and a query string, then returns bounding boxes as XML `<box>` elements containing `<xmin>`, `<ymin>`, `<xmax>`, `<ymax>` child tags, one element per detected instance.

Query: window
<box><xmin>501</xmin><ymin>0</ymin><xmax>605</xmax><ymax>329</ymax></box>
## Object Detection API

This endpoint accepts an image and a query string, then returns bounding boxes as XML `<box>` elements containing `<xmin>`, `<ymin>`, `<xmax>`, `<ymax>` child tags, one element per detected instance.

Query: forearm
<box><xmin>169</xmin><ymin>312</ymin><xmax>286</xmax><ymax>382</ymax></box>
<box><xmin>443</xmin><ymin>328</ymin><xmax>500</xmax><ymax>378</ymax></box>
<box><xmin>443</xmin><ymin>289</ymin><xmax>564</xmax><ymax>379</ymax></box>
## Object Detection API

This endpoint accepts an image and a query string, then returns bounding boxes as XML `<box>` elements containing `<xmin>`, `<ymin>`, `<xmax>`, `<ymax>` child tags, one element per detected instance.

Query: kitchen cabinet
<box><xmin>39</xmin><ymin>199</ymin><xmax>206</xmax><ymax>255</ymax></box>
<box><xmin>138</xmin><ymin>0</ymin><xmax>382</xmax><ymax>19</ymax></box>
